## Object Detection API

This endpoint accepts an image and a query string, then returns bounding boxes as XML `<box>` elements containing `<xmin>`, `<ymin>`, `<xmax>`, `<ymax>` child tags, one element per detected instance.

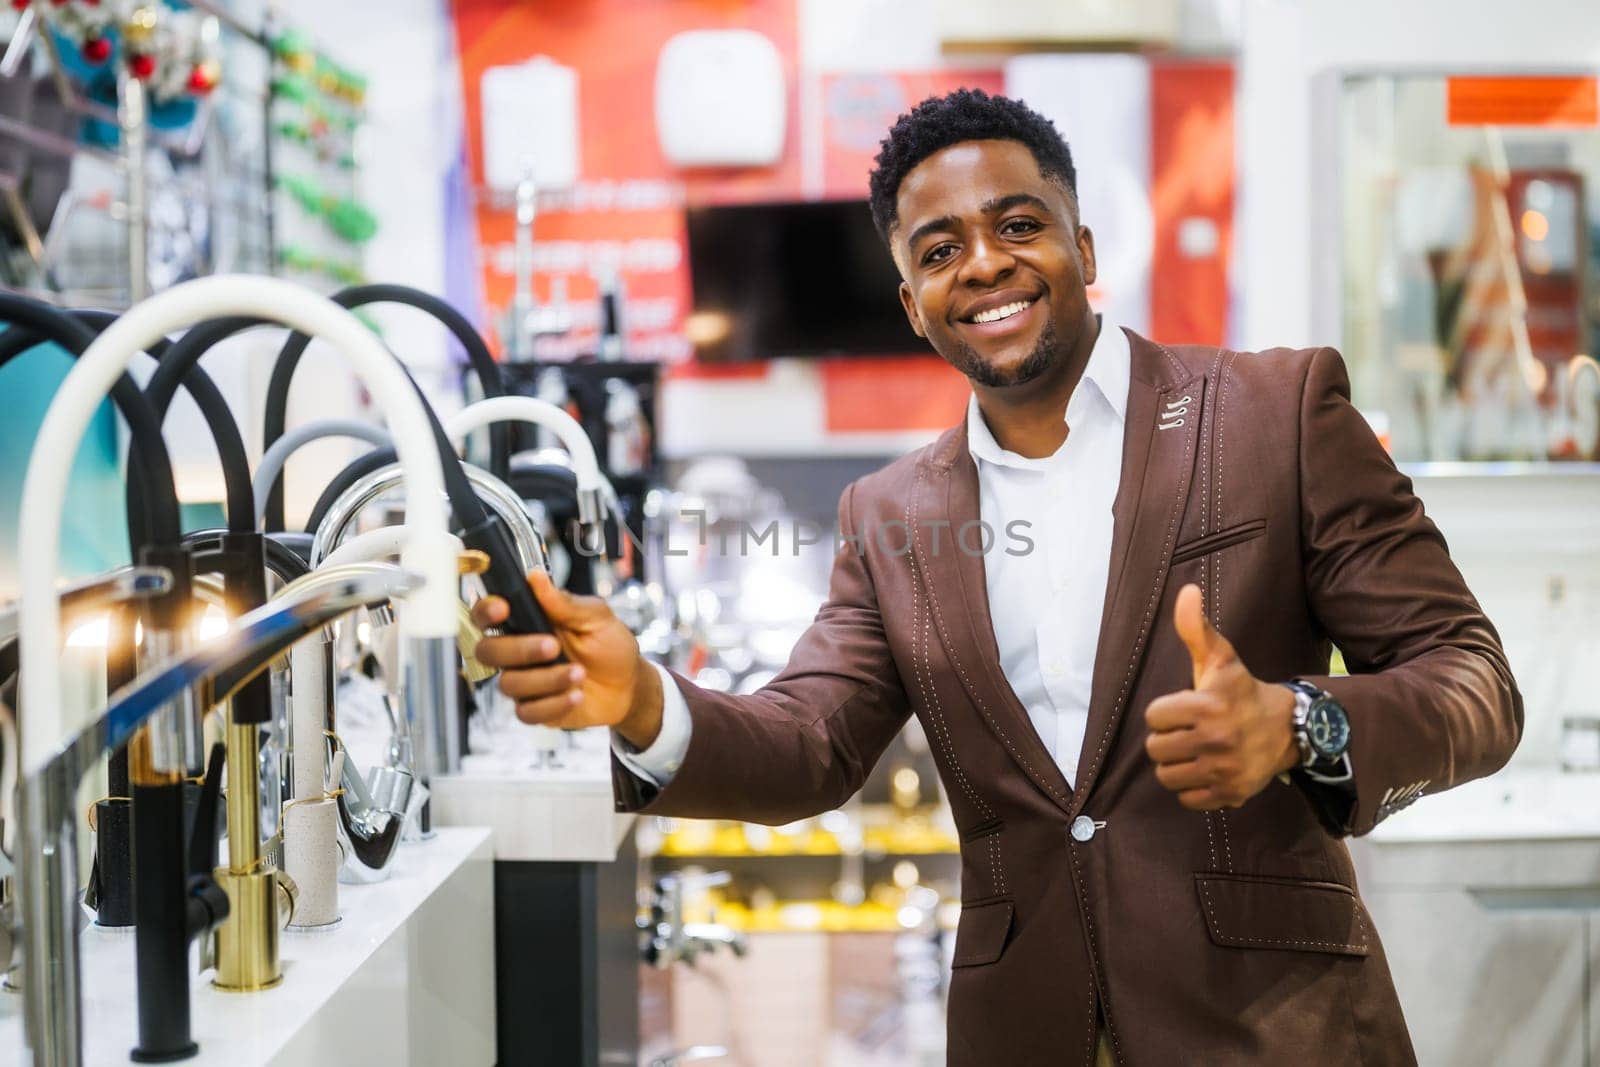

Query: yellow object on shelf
<box><xmin>654</xmin><ymin>808</ymin><xmax>960</xmax><ymax>858</ymax></box>
<box><xmin>695</xmin><ymin>898</ymin><xmax>957</xmax><ymax>934</ymax></box>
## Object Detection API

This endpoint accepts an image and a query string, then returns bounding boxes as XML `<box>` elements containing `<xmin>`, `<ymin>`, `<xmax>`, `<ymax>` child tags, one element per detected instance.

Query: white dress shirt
<box><xmin>616</xmin><ymin>319</ymin><xmax>1130</xmax><ymax>788</ymax></box>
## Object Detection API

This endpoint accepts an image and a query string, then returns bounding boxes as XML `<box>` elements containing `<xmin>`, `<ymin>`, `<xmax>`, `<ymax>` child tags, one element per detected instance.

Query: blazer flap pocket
<box><xmin>1195</xmin><ymin>874</ymin><xmax>1371</xmax><ymax>957</ymax></box>
<box><xmin>951</xmin><ymin>898</ymin><xmax>1013</xmax><ymax>967</ymax></box>
<box><xmin>1171</xmin><ymin>518</ymin><xmax>1267</xmax><ymax>565</ymax></box>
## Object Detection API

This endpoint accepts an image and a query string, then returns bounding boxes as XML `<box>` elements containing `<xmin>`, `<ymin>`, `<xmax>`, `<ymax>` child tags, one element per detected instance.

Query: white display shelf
<box><xmin>0</xmin><ymin>827</ymin><xmax>495</xmax><ymax>1066</ymax></box>
<box><xmin>431</xmin><ymin>724</ymin><xmax>635</xmax><ymax>863</ymax></box>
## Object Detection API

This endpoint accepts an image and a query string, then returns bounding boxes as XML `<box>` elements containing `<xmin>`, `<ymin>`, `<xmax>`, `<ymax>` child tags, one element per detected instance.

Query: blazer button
<box><xmin>1070</xmin><ymin>815</ymin><xmax>1097</xmax><ymax>842</ymax></box>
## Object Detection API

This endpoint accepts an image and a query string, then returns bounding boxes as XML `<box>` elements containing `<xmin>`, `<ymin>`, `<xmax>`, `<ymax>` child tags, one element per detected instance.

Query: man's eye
<box><xmin>922</xmin><ymin>243</ymin><xmax>956</xmax><ymax>265</ymax></box>
<box><xmin>1001</xmin><ymin>218</ymin><xmax>1040</xmax><ymax>236</ymax></box>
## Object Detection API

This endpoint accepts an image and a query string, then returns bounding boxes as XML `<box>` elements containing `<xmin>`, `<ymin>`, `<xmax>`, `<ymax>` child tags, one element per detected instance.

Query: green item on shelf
<box><xmin>275</xmin><ymin>244</ymin><xmax>368</xmax><ymax>287</ymax></box>
<box><xmin>276</xmin><ymin>244</ymin><xmax>317</xmax><ymax>272</ymax></box>
<box><xmin>271</xmin><ymin>73</ymin><xmax>313</xmax><ymax>104</ymax></box>
<box><xmin>325</xmin><ymin>199</ymin><xmax>377</xmax><ymax>243</ymax></box>
<box><xmin>272</xmin><ymin>27</ymin><xmax>314</xmax><ymax>64</ymax></box>
<box><xmin>275</xmin><ymin>173</ymin><xmax>323</xmax><ymax>215</ymax></box>
<box><xmin>271</xmin><ymin>26</ymin><xmax>368</xmax><ymax>110</ymax></box>
<box><xmin>274</xmin><ymin>173</ymin><xmax>379</xmax><ymax>243</ymax></box>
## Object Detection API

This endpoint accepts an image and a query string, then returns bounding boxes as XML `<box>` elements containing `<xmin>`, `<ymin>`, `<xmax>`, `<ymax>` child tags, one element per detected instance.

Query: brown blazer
<box><xmin>614</xmin><ymin>331</ymin><xmax>1522</xmax><ymax>1065</ymax></box>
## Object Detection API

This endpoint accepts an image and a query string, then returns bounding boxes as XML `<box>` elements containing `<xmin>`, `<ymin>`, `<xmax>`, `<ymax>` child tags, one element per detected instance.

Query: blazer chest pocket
<box><xmin>1170</xmin><ymin>518</ymin><xmax>1267</xmax><ymax>566</ymax></box>
<box><xmin>951</xmin><ymin>898</ymin><xmax>1014</xmax><ymax>967</ymax></box>
<box><xmin>1195</xmin><ymin>873</ymin><xmax>1371</xmax><ymax>957</ymax></box>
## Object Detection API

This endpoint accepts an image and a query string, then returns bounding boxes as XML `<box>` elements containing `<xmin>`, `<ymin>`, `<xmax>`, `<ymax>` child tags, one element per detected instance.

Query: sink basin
<box><xmin>1367</xmin><ymin>768</ymin><xmax>1600</xmax><ymax>843</ymax></box>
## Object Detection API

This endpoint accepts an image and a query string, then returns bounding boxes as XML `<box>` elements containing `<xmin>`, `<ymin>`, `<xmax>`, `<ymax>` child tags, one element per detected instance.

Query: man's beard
<box><xmin>952</xmin><ymin>316</ymin><xmax>1061</xmax><ymax>389</ymax></box>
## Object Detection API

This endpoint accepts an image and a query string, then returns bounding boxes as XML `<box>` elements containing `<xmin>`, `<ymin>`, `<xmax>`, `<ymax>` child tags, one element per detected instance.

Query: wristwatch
<box><xmin>1284</xmin><ymin>679</ymin><xmax>1353</xmax><ymax>784</ymax></box>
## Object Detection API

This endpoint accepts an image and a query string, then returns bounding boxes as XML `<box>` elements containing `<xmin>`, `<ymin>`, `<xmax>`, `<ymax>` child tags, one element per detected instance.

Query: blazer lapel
<box><xmin>1072</xmin><ymin>331</ymin><xmax>1204</xmax><ymax>813</ymax></box>
<box><xmin>913</xmin><ymin>424</ymin><xmax>1076</xmax><ymax>816</ymax></box>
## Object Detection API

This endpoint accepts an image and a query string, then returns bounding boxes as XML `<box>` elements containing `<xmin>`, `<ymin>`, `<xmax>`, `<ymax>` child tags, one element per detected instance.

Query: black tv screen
<box><xmin>685</xmin><ymin>199</ymin><xmax>932</xmax><ymax>361</ymax></box>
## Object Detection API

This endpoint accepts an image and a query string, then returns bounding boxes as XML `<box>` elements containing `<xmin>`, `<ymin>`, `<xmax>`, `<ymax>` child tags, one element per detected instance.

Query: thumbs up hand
<box><xmin>1143</xmin><ymin>584</ymin><xmax>1300</xmax><ymax>810</ymax></box>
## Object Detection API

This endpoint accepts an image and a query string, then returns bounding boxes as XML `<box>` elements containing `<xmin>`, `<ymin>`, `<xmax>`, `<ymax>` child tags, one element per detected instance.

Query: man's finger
<box><xmin>470</xmin><ymin>595</ymin><xmax>509</xmax><ymax>628</ymax></box>
<box><xmin>1144</xmin><ymin>690</ymin><xmax>1223</xmax><ymax>733</ymax></box>
<box><xmin>1154</xmin><ymin>758</ymin><xmax>1213</xmax><ymax>794</ymax></box>
<box><xmin>515</xmin><ymin>689</ymin><xmax>584</xmax><ymax>725</ymax></box>
<box><xmin>1173</xmin><ymin>584</ymin><xmax>1215</xmax><ymax>686</ymax></box>
<box><xmin>1173</xmin><ymin>583</ymin><xmax>1239</xmax><ymax>688</ymax></box>
<box><xmin>499</xmin><ymin>662</ymin><xmax>586</xmax><ymax>702</ymax></box>
<box><xmin>475</xmin><ymin>631</ymin><xmax>563</xmax><ymax>669</ymax></box>
<box><xmin>1145</xmin><ymin>726</ymin><xmax>1204</xmax><ymax>765</ymax></box>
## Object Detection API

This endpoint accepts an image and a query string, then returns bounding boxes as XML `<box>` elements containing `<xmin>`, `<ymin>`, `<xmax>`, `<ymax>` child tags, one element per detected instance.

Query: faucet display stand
<box><xmin>492</xmin><ymin>832</ymin><xmax>640</xmax><ymax>1067</ymax></box>
<box><xmin>0</xmin><ymin>828</ymin><xmax>494</xmax><ymax>1066</ymax></box>
<box><xmin>427</xmin><ymin>726</ymin><xmax>639</xmax><ymax>1066</ymax></box>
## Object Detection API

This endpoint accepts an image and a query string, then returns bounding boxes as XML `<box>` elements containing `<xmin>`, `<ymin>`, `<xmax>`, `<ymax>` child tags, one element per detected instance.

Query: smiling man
<box><xmin>472</xmin><ymin>90</ymin><xmax>1521</xmax><ymax>1065</ymax></box>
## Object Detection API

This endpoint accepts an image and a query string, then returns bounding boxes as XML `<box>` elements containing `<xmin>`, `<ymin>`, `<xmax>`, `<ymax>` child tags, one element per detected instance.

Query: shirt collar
<box><xmin>966</xmin><ymin>316</ymin><xmax>1129</xmax><ymax>468</ymax></box>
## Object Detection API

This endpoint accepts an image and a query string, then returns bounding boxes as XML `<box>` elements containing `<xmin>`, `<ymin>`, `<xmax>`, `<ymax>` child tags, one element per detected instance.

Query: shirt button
<box><xmin>1070</xmin><ymin>815</ymin><xmax>1097</xmax><ymax>842</ymax></box>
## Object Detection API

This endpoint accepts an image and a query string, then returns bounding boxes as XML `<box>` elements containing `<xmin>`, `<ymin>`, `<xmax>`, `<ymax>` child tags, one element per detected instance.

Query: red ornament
<box><xmin>82</xmin><ymin>36</ymin><xmax>111</xmax><ymax>64</ymax></box>
<box><xmin>129</xmin><ymin>52</ymin><xmax>156</xmax><ymax>79</ymax></box>
<box><xmin>187</xmin><ymin>65</ymin><xmax>217</xmax><ymax>94</ymax></box>
<box><xmin>10</xmin><ymin>0</ymin><xmax>30</xmax><ymax>11</ymax></box>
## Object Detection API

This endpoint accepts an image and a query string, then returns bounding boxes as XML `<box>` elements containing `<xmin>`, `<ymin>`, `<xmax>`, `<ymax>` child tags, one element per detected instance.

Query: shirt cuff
<box><xmin>1291</xmin><ymin>755</ymin><xmax>1358</xmax><ymax>836</ymax></box>
<box><xmin>610</xmin><ymin>660</ymin><xmax>692</xmax><ymax>787</ymax></box>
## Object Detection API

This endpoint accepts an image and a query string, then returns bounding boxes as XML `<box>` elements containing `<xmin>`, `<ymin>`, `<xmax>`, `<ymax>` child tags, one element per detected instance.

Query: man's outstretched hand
<box><xmin>1143</xmin><ymin>583</ymin><xmax>1299</xmax><ymax>810</ymax></box>
<box><xmin>471</xmin><ymin>570</ymin><xmax>665</xmax><ymax>750</ymax></box>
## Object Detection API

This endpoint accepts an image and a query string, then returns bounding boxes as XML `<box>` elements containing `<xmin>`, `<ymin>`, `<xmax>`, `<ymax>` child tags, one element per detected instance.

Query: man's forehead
<box><xmin>895</xmin><ymin>140</ymin><xmax>1061</xmax><ymax>231</ymax></box>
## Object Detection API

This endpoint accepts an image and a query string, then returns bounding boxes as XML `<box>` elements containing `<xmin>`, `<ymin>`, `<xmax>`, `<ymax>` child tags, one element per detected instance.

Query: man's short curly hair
<box><xmin>867</xmin><ymin>88</ymin><xmax>1077</xmax><ymax>243</ymax></box>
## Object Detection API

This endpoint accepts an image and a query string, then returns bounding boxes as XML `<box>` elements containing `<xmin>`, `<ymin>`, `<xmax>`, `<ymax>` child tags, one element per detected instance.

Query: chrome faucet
<box><xmin>639</xmin><ymin>870</ymin><xmax>748</xmax><ymax>969</ymax></box>
<box><xmin>0</xmin><ymin>565</ymin><xmax>174</xmax><ymax>648</ymax></box>
<box><xmin>271</xmin><ymin>561</ymin><xmax>445</xmax><ymax>883</ymax></box>
<box><xmin>309</xmin><ymin>460</ymin><xmax>548</xmax><ymax>787</ymax></box>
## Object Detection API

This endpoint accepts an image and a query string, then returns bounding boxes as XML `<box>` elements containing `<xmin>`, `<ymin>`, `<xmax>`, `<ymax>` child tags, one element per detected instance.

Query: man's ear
<box><xmin>898</xmin><ymin>281</ymin><xmax>926</xmax><ymax>339</ymax></box>
<box><xmin>1076</xmin><ymin>225</ymin><xmax>1097</xmax><ymax>288</ymax></box>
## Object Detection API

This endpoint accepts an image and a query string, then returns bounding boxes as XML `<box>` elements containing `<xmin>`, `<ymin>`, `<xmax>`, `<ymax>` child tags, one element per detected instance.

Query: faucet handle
<box><xmin>460</xmin><ymin>513</ymin><xmax>561</xmax><ymax>651</ymax></box>
<box><xmin>275</xmin><ymin>869</ymin><xmax>300</xmax><ymax>928</ymax></box>
<box><xmin>188</xmin><ymin>742</ymin><xmax>227</xmax><ymax>878</ymax></box>
<box><xmin>187</xmin><ymin>741</ymin><xmax>232</xmax><ymax>978</ymax></box>
<box><xmin>190</xmin><ymin>874</ymin><xmax>230</xmax><ymax>974</ymax></box>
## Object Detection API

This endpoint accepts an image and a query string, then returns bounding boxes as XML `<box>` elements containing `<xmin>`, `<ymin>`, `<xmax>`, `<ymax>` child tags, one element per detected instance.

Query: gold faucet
<box><xmin>212</xmin><ymin>706</ymin><xmax>295</xmax><ymax>991</ymax></box>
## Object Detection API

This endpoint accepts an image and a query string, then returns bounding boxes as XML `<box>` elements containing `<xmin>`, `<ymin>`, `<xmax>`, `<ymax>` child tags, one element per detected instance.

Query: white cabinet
<box><xmin>1359</xmin><ymin>885</ymin><xmax>1589</xmax><ymax>1066</ymax></box>
<box><xmin>1353</xmin><ymin>772</ymin><xmax>1600</xmax><ymax>1066</ymax></box>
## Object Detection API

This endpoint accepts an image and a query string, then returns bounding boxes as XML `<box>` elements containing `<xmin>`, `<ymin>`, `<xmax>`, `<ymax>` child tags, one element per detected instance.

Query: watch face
<box><xmin>1306</xmin><ymin>697</ymin><xmax>1351</xmax><ymax>759</ymax></box>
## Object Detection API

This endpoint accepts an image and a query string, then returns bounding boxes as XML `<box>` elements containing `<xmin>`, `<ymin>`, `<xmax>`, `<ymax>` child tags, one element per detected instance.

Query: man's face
<box><xmin>892</xmin><ymin>139</ymin><xmax>1097</xmax><ymax>389</ymax></box>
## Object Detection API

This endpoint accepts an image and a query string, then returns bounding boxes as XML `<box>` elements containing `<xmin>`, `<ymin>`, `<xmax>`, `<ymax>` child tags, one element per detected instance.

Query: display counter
<box><xmin>1353</xmin><ymin>768</ymin><xmax>1600</xmax><ymax>1065</ymax></box>
<box><xmin>0</xmin><ymin>827</ymin><xmax>495</xmax><ymax>1066</ymax></box>
<box><xmin>433</xmin><ymin>729</ymin><xmax>634</xmax><ymax>862</ymax></box>
<box><xmin>425</xmin><ymin>724</ymin><xmax>639</xmax><ymax>1066</ymax></box>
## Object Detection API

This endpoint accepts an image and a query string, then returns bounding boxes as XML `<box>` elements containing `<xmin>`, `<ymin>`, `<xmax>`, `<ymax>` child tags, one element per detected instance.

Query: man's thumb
<box><xmin>527</xmin><ymin>568</ymin><xmax>587</xmax><ymax>627</ymax></box>
<box><xmin>1173</xmin><ymin>583</ymin><xmax>1225</xmax><ymax>687</ymax></box>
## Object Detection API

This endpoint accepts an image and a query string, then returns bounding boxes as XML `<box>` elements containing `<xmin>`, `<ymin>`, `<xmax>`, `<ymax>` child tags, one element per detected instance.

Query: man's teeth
<box><xmin>971</xmin><ymin>299</ymin><xmax>1032</xmax><ymax>324</ymax></box>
